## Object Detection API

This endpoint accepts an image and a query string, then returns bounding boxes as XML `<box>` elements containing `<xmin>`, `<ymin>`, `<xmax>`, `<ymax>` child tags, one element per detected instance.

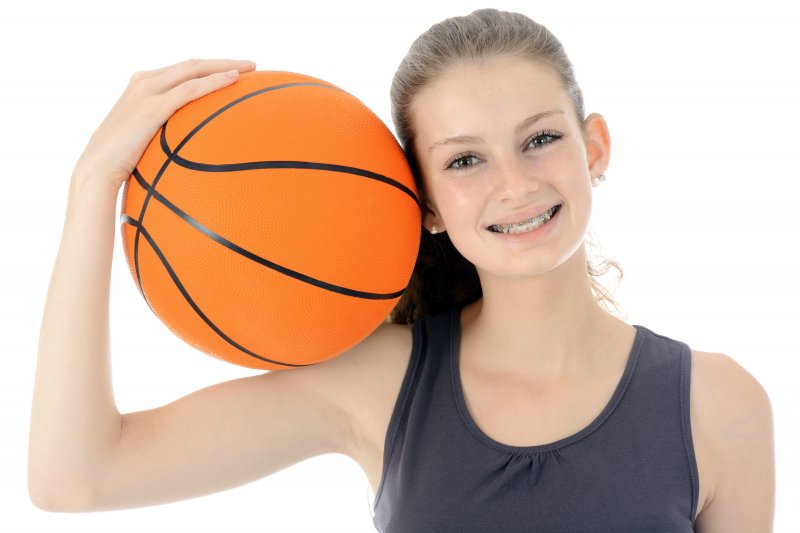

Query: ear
<box><xmin>422</xmin><ymin>202</ymin><xmax>446</xmax><ymax>234</ymax></box>
<box><xmin>582</xmin><ymin>113</ymin><xmax>611</xmax><ymax>180</ymax></box>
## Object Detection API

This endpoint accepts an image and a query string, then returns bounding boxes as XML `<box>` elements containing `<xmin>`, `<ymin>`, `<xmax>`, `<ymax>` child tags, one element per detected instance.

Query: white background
<box><xmin>1</xmin><ymin>0</ymin><xmax>798</xmax><ymax>531</ymax></box>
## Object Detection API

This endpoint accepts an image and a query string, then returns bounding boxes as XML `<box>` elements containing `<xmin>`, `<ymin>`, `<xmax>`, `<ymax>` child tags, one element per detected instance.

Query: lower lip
<box><xmin>487</xmin><ymin>206</ymin><xmax>561</xmax><ymax>243</ymax></box>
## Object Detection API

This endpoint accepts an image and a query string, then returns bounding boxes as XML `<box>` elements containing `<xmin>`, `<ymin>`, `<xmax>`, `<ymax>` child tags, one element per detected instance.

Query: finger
<box><xmin>147</xmin><ymin>58</ymin><xmax>256</xmax><ymax>93</ymax></box>
<box><xmin>127</xmin><ymin>59</ymin><xmax>204</xmax><ymax>85</ymax></box>
<box><xmin>137</xmin><ymin>58</ymin><xmax>255</xmax><ymax>81</ymax></box>
<box><xmin>160</xmin><ymin>69</ymin><xmax>246</xmax><ymax>115</ymax></box>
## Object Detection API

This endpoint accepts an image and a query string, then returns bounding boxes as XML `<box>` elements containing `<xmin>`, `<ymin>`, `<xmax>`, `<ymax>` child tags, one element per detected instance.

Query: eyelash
<box><xmin>444</xmin><ymin>130</ymin><xmax>564</xmax><ymax>171</ymax></box>
<box><xmin>527</xmin><ymin>130</ymin><xmax>563</xmax><ymax>149</ymax></box>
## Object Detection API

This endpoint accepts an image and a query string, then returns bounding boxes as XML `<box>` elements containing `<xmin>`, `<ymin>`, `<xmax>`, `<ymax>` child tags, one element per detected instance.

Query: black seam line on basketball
<box><xmin>169</xmin><ymin>155</ymin><xmax>421</xmax><ymax>207</ymax></box>
<box><xmin>155</xmin><ymin>79</ymin><xmax>420</xmax><ymax>208</ymax></box>
<box><xmin>133</xmin><ymin>154</ymin><xmax>174</xmax><ymax>304</ymax></box>
<box><xmin>162</xmin><ymin>82</ymin><xmax>342</xmax><ymax>157</ymax></box>
<box><xmin>135</xmin><ymin>83</ymin><xmax>342</xmax><ymax>318</ymax></box>
<box><xmin>120</xmin><ymin>213</ymin><xmax>308</xmax><ymax>368</ymax></box>
<box><xmin>129</xmin><ymin>168</ymin><xmax>405</xmax><ymax>301</ymax></box>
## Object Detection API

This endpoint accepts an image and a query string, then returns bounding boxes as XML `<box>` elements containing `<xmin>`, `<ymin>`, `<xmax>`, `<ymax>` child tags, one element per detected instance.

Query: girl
<box><xmin>29</xmin><ymin>8</ymin><xmax>774</xmax><ymax>532</ymax></box>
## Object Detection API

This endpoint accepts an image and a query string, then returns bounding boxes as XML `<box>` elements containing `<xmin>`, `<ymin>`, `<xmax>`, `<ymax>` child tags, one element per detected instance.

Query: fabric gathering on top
<box><xmin>371</xmin><ymin>306</ymin><xmax>699</xmax><ymax>533</ymax></box>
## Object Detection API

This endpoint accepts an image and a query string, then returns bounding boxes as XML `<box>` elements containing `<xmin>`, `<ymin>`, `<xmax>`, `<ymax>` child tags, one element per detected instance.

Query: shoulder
<box><xmin>322</xmin><ymin>321</ymin><xmax>414</xmax><ymax>390</ymax></box>
<box><xmin>308</xmin><ymin>321</ymin><xmax>414</xmax><ymax>454</ymax></box>
<box><xmin>690</xmin><ymin>350</ymin><xmax>772</xmax><ymax>433</ymax></box>
<box><xmin>689</xmin><ymin>349</ymin><xmax>775</xmax><ymax>531</ymax></box>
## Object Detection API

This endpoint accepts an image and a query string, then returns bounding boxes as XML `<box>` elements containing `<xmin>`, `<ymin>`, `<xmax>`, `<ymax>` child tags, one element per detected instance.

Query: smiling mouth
<box><xmin>487</xmin><ymin>204</ymin><xmax>561</xmax><ymax>234</ymax></box>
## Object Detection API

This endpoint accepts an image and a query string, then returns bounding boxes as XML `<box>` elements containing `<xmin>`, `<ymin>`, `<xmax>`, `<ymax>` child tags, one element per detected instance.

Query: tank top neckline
<box><xmin>448</xmin><ymin>307</ymin><xmax>647</xmax><ymax>454</ymax></box>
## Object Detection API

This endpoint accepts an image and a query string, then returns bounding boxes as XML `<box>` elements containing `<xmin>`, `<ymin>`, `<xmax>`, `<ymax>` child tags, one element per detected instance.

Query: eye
<box><xmin>444</xmin><ymin>152</ymin><xmax>480</xmax><ymax>171</ymax></box>
<box><xmin>525</xmin><ymin>130</ymin><xmax>563</xmax><ymax>150</ymax></box>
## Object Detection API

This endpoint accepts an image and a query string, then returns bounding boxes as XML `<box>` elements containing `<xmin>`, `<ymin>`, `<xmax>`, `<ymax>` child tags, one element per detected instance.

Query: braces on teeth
<box><xmin>490</xmin><ymin>205</ymin><xmax>559</xmax><ymax>234</ymax></box>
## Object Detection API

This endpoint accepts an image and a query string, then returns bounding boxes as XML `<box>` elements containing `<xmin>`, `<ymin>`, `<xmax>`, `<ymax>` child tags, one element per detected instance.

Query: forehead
<box><xmin>411</xmin><ymin>56</ymin><xmax>572</xmax><ymax>143</ymax></box>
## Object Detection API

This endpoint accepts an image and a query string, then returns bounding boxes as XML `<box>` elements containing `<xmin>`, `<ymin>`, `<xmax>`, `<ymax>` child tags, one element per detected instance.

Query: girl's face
<box><xmin>411</xmin><ymin>55</ymin><xmax>609</xmax><ymax>280</ymax></box>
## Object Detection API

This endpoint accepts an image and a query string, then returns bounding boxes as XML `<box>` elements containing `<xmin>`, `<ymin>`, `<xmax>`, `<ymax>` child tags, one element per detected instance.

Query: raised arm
<box><xmin>28</xmin><ymin>59</ymin><xmax>393</xmax><ymax>511</ymax></box>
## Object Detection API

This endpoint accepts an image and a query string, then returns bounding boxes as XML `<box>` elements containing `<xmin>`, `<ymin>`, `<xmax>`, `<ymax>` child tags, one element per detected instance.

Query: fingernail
<box><xmin>225</xmin><ymin>69</ymin><xmax>239</xmax><ymax>79</ymax></box>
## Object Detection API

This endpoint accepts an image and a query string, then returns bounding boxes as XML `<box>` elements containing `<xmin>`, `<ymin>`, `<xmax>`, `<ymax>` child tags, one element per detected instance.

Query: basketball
<box><xmin>119</xmin><ymin>71</ymin><xmax>420</xmax><ymax>370</ymax></box>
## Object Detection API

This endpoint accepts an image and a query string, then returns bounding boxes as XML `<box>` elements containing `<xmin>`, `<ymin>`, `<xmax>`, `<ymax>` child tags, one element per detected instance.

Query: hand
<box><xmin>73</xmin><ymin>58</ymin><xmax>256</xmax><ymax>194</ymax></box>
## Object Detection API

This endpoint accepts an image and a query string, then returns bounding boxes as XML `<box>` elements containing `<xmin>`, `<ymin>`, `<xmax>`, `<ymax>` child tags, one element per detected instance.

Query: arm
<box><xmin>28</xmin><ymin>59</ymin><xmax>377</xmax><ymax>511</ymax></box>
<box><xmin>61</xmin><ymin>331</ymin><xmax>379</xmax><ymax>511</ymax></box>
<box><xmin>29</xmin><ymin>59</ymin><xmax>254</xmax><ymax>510</ymax></box>
<box><xmin>691</xmin><ymin>351</ymin><xmax>775</xmax><ymax>532</ymax></box>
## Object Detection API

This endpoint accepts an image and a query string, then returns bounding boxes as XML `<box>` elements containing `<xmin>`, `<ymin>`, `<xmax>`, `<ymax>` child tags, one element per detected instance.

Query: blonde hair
<box><xmin>388</xmin><ymin>8</ymin><xmax>624</xmax><ymax>324</ymax></box>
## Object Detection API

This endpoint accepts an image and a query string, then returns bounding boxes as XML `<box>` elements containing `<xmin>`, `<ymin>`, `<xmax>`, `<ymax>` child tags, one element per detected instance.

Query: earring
<box><xmin>593</xmin><ymin>174</ymin><xmax>606</xmax><ymax>186</ymax></box>
<box><xmin>431</xmin><ymin>225</ymin><xmax>438</xmax><ymax>235</ymax></box>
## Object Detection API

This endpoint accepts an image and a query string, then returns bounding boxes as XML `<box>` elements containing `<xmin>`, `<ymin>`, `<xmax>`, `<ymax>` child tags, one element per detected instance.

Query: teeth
<box><xmin>490</xmin><ymin>205</ymin><xmax>559</xmax><ymax>234</ymax></box>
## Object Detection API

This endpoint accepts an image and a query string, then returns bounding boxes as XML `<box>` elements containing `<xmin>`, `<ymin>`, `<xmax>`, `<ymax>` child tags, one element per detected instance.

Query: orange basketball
<box><xmin>120</xmin><ymin>71</ymin><xmax>420</xmax><ymax>370</ymax></box>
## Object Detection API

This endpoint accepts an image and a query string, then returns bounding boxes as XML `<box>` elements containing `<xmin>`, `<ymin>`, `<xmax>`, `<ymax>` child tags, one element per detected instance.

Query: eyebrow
<box><xmin>427</xmin><ymin>109</ymin><xmax>566</xmax><ymax>153</ymax></box>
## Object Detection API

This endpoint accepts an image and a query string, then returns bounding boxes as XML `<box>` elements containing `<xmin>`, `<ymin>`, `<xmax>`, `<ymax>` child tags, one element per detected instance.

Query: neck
<box><xmin>462</xmin><ymin>243</ymin><xmax>624</xmax><ymax>379</ymax></box>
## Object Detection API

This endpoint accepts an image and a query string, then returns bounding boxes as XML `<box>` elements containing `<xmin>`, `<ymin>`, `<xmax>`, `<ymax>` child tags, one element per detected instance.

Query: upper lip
<box><xmin>486</xmin><ymin>203</ymin><xmax>561</xmax><ymax>228</ymax></box>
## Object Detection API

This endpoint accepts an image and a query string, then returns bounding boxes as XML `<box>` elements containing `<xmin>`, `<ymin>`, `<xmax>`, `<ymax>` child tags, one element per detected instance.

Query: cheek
<box><xmin>567</xmin><ymin>178</ymin><xmax>594</xmax><ymax>236</ymax></box>
<box><xmin>428</xmin><ymin>178</ymin><xmax>483</xmax><ymax>221</ymax></box>
<box><xmin>446</xmin><ymin>190</ymin><xmax>490</xmax><ymax>235</ymax></box>
<box><xmin>541</xmin><ymin>148</ymin><xmax>593</xmax><ymax>227</ymax></box>
<box><xmin>564</xmin><ymin>174</ymin><xmax>592</xmax><ymax>215</ymax></box>
<box><xmin>553</xmin><ymin>145</ymin><xmax>592</xmax><ymax>199</ymax></box>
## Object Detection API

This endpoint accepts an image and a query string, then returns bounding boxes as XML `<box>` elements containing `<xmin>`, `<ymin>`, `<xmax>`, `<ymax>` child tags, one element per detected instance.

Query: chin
<box><xmin>475</xmin><ymin>239</ymin><xmax>588</xmax><ymax>281</ymax></box>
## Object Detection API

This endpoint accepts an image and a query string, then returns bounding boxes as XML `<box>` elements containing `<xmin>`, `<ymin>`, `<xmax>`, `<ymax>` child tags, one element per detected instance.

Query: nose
<box><xmin>491</xmin><ymin>156</ymin><xmax>540</xmax><ymax>202</ymax></box>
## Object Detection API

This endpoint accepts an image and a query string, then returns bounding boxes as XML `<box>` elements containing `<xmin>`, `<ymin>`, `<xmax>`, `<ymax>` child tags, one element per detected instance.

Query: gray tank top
<box><xmin>372</xmin><ymin>306</ymin><xmax>699</xmax><ymax>532</ymax></box>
